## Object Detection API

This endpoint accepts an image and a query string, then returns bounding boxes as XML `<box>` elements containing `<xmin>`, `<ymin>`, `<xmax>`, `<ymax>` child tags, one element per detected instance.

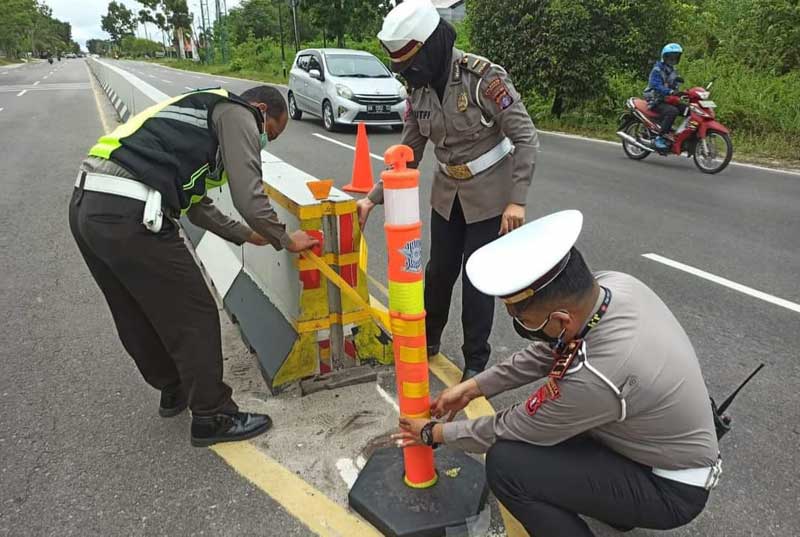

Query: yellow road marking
<box><xmin>212</xmin><ymin>442</ymin><xmax>382</xmax><ymax>537</ymax></box>
<box><xmin>85</xmin><ymin>63</ymin><xmax>112</xmax><ymax>134</ymax></box>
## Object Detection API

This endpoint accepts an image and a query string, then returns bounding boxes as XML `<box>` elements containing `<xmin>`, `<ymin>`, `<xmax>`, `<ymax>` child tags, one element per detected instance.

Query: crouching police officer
<box><xmin>69</xmin><ymin>85</ymin><xmax>318</xmax><ymax>446</ymax></box>
<box><xmin>394</xmin><ymin>211</ymin><xmax>721</xmax><ymax>536</ymax></box>
<box><xmin>357</xmin><ymin>0</ymin><xmax>539</xmax><ymax>381</ymax></box>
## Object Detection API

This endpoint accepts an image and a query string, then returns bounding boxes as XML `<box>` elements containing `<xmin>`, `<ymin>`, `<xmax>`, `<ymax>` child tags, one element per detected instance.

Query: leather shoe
<box><xmin>460</xmin><ymin>368</ymin><xmax>483</xmax><ymax>383</ymax></box>
<box><xmin>190</xmin><ymin>412</ymin><xmax>273</xmax><ymax>447</ymax></box>
<box><xmin>158</xmin><ymin>386</ymin><xmax>188</xmax><ymax>418</ymax></box>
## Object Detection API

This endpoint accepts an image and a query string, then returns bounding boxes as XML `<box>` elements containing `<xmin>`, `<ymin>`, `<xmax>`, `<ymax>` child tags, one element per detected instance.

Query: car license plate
<box><xmin>699</xmin><ymin>100</ymin><xmax>716</xmax><ymax>108</ymax></box>
<box><xmin>368</xmin><ymin>105</ymin><xmax>391</xmax><ymax>113</ymax></box>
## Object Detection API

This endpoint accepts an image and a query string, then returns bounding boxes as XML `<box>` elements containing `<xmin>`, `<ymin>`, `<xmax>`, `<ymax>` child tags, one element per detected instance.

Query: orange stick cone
<box><xmin>343</xmin><ymin>122</ymin><xmax>375</xmax><ymax>194</ymax></box>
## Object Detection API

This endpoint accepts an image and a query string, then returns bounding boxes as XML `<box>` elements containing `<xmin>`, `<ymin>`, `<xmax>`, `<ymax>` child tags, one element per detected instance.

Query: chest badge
<box><xmin>457</xmin><ymin>92</ymin><xmax>469</xmax><ymax>112</ymax></box>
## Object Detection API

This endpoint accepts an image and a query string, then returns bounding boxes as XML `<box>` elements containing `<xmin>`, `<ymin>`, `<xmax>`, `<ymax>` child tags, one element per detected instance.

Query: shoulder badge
<box><xmin>484</xmin><ymin>77</ymin><xmax>515</xmax><ymax>111</ymax></box>
<box><xmin>525</xmin><ymin>378</ymin><xmax>561</xmax><ymax>416</ymax></box>
<box><xmin>457</xmin><ymin>91</ymin><xmax>468</xmax><ymax>112</ymax></box>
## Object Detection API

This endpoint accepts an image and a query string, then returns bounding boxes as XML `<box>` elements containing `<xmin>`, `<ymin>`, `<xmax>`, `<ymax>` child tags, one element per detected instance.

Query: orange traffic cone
<box><xmin>343</xmin><ymin>122</ymin><xmax>374</xmax><ymax>194</ymax></box>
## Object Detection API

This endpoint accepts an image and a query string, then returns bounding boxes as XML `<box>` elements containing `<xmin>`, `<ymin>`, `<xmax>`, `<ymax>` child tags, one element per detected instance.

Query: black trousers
<box><xmin>424</xmin><ymin>198</ymin><xmax>501</xmax><ymax>371</ymax></box>
<box><xmin>486</xmin><ymin>437</ymin><xmax>709</xmax><ymax>537</ymax></box>
<box><xmin>652</xmin><ymin>102</ymin><xmax>688</xmax><ymax>133</ymax></box>
<box><xmin>68</xmin><ymin>188</ymin><xmax>237</xmax><ymax>416</ymax></box>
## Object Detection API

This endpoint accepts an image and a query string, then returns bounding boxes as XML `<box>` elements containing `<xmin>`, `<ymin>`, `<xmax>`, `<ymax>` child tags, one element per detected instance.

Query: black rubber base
<box><xmin>349</xmin><ymin>447</ymin><xmax>488</xmax><ymax>537</ymax></box>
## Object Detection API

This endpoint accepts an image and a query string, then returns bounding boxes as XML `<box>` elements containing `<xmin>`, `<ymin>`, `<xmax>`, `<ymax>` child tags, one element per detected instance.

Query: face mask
<box><xmin>512</xmin><ymin>314</ymin><xmax>561</xmax><ymax>345</ymax></box>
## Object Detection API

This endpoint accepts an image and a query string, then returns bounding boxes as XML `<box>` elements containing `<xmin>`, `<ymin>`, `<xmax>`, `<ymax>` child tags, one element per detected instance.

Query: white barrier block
<box><xmin>195</xmin><ymin>232</ymin><xmax>243</xmax><ymax>298</ymax></box>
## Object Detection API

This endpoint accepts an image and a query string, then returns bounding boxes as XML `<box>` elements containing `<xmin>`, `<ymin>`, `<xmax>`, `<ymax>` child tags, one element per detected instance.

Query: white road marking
<box><xmin>643</xmin><ymin>253</ymin><xmax>800</xmax><ymax>314</ymax></box>
<box><xmin>1</xmin><ymin>72</ymin><xmax>7</xmax><ymax>75</ymax></box>
<box><xmin>148</xmin><ymin>74</ymin><xmax>156</xmax><ymax>78</ymax></box>
<box><xmin>335</xmin><ymin>458</ymin><xmax>359</xmax><ymax>490</ymax></box>
<box><xmin>312</xmin><ymin>133</ymin><xmax>382</xmax><ymax>161</ymax></box>
<box><xmin>160</xmin><ymin>79</ymin><xmax>172</xmax><ymax>84</ymax></box>
<box><xmin>43</xmin><ymin>75</ymin><xmax>48</xmax><ymax>79</ymax></box>
<box><xmin>0</xmin><ymin>107</ymin><xmax>4</xmax><ymax>113</ymax></box>
<box><xmin>215</xmin><ymin>79</ymin><xmax>225</xmax><ymax>84</ymax></box>
<box><xmin>376</xmin><ymin>385</ymin><xmax>399</xmax><ymax>412</ymax></box>
<box><xmin>193</xmin><ymin>75</ymin><xmax>203</xmax><ymax>79</ymax></box>
<box><xmin>538</xmin><ymin>129</ymin><xmax>800</xmax><ymax>176</ymax></box>
<box><xmin>33</xmin><ymin>80</ymin><xmax>39</xmax><ymax>86</ymax></box>
<box><xmin>17</xmin><ymin>89</ymin><xmax>26</xmax><ymax>96</ymax></box>
<box><xmin>185</xmin><ymin>86</ymin><xmax>194</xmax><ymax>90</ymax></box>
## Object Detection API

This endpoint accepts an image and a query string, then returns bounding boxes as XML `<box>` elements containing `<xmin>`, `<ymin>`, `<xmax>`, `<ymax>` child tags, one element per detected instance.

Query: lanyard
<box><xmin>549</xmin><ymin>287</ymin><xmax>612</xmax><ymax>380</ymax></box>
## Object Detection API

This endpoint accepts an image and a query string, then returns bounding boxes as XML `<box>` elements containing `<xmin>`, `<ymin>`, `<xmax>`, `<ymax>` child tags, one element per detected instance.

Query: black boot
<box><xmin>158</xmin><ymin>385</ymin><xmax>188</xmax><ymax>418</ymax></box>
<box><xmin>190</xmin><ymin>412</ymin><xmax>273</xmax><ymax>447</ymax></box>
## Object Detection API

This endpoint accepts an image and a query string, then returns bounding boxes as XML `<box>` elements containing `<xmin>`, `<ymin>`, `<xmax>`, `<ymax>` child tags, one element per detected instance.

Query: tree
<box><xmin>303</xmin><ymin>0</ymin><xmax>389</xmax><ymax>47</ymax></box>
<box><xmin>87</xmin><ymin>38</ymin><xmax>113</xmax><ymax>55</ymax></box>
<box><xmin>139</xmin><ymin>9</ymin><xmax>155</xmax><ymax>41</ymax></box>
<box><xmin>470</xmin><ymin>0</ymin><xmax>670</xmax><ymax>116</ymax></box>
<box><xmin>102</xmin><ymin>1</ymin><xmax>136</xmax><ymax>45</ymax></box>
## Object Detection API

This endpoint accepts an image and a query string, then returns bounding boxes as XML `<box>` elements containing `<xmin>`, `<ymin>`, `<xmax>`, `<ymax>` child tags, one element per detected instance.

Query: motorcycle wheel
<box><xmin>693</xmin><ymin>131</ymin><xmax>733</xmax><ymax>174</ymax></box>
<box><xmin>621</xmin><ymin>119</ymin><xmax>652</xmax><ymax>161</ymax></box>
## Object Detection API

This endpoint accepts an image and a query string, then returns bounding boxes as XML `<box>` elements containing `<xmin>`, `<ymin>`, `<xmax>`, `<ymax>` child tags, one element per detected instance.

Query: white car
<box><xmin>288</xmin><ymin>48</ymin><xmax>407</xmax><ymax>131</ymax></box>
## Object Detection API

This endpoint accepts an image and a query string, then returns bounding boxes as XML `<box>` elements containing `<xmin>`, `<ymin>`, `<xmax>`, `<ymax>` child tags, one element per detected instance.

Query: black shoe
<box><xmin>159</xmin><ymin>387</ymin><xmax>188</xmax><ymax>418</ymax></box>
<box><xmin>190</xmin><ymin>412</ymin><xmax>273</xmax><ymax>447</ymax></box>
<box><xmin>427</xmin><ymin>344</ymin><xmax>440</xmax><ymax>357</ymax></box>
<box><xmin>460</xmin><ymin>368</ymin><xmax>483</xmax><ymax>383</ymax></box>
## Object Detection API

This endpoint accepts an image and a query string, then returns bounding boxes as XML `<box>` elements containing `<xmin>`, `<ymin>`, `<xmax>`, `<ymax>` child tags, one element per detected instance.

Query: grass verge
<box><xmin>145</xmin><ymin>58</ymin><xmax>287</xmax><ymax>85</ymax></box>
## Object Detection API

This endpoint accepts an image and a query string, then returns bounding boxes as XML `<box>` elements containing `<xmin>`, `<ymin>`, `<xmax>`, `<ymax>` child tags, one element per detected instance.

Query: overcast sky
<box><xmin>46</xmin><ymin>0</ymin><xmax>243</xmax><ymax>49</ymax></box>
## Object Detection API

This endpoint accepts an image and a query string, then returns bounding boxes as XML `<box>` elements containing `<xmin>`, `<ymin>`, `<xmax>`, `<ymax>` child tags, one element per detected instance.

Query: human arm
<box><xmin>212</xmin><ymin>103</ymin><xmax>295</xmax><ymax>250</ymax></box>
<box><xmin>476</xmin><ymin>66</ymin><xmax>538</xmax><ymax>233</ymax></box>
<box><xmin>185</xmin><ymin>196</ymin><xmax>253</xmax><ymax>245</ymax></box>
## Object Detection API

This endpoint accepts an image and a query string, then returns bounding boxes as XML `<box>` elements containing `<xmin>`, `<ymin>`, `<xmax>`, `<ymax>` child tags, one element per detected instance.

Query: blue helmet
<box><xmin>661</xmin><ymin>43</ymin><xmax>683</xmax><ymax>61</ymax></box>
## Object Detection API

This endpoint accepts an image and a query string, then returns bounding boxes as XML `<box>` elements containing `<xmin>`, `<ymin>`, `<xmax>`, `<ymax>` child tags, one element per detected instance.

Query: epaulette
<box><xmin>460</xmin><ymin>54</ymin><xmax>491</xmax><ymax>78</ymax></box>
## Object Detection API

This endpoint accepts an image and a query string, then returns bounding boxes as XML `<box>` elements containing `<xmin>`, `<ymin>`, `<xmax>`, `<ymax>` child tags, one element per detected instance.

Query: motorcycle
<box><xmin>616</xmin><ymin>82</ymin><xmax>733</xmax><ymax>174</ymax></box>
<box><xmin>47</xmin><ymin>57</ymin><xmax>53</xmax><ymax>65</ymax></box>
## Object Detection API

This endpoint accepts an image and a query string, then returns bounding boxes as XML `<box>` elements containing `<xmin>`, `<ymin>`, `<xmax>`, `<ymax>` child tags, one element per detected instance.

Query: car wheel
<box><xmin>288</xmin><ymin>92</ymin><xmax>302</xmax><ymax>120</ymax></box>
<box><xmin>323</xmin><ymin>101</ymin><xmax>337</xmax><ymax>132</ymax></box>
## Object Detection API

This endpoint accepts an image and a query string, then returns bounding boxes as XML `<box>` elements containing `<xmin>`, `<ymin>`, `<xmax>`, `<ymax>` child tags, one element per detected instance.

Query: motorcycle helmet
<box><xmin>661</xmin><ymin>43</ymin><xmax>683</xmax><ymax>65</ymax></box>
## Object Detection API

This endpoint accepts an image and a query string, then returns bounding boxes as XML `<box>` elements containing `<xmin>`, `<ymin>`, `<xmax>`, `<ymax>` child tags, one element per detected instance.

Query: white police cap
<box><xmin>377</xmin><ymin>0</ymin><xmax>440</xmax><ymax>68</ymax></box>
<box><xmin>466</xmin><ymin>210</ymin><xmax>584</xmax><ymax>304</ymax></box>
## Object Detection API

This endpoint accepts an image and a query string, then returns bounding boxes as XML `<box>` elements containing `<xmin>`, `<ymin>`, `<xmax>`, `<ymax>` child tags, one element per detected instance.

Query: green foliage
<box><xmin>102</xmin><ymin>1</ymin><xmax>136</xmax><ymax>45</ymax></box>
<box><xmin>0</xmin><ymin>0</ymin><xmax>77</xmax><ymax>58</ymax></box>
<box><xmin>470</xmin><ymin>0</ymin><xmax>670</xmax><ymax>116</ymax></box>
<box><xmin>120</xmin><ymin>36</ymin><xmax>162</xmax><ymax>58</ymax></box>
<box><xmin>87</xmin><ymin>39</ymin><xmax>113</xmax><ymax>56</ymax></box>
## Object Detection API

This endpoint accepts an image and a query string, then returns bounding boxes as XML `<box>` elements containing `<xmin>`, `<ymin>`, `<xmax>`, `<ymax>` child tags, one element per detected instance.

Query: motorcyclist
<box><xmin>644</xmin><ymin>43</ymin><xmax>687</xmax><ymax>151</ymax></box>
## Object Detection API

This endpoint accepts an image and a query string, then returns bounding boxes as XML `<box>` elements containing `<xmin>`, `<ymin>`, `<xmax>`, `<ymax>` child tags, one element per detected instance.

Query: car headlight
<box><xmin>336</xmin><ymin>84</ymin><xmax>353</xmax><ymax>100</ymax></box>
<box><xmin>398</xmin><ymin>85</ymin><xmax>408</xmax><ymax>100</ymax></box>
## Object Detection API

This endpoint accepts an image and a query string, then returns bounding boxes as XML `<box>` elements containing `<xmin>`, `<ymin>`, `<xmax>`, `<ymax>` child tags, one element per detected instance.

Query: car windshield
<box><xmin>325</xmin><ymin>54</ymin><xmax>391</xmax><ymax>78</ymax></box>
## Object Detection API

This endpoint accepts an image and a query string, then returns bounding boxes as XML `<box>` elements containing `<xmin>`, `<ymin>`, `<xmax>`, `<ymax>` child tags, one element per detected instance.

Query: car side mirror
<box><xmin>309</xmin><ymin>69</ymin><xmax>323</xmax><ymax>81</ymax></box>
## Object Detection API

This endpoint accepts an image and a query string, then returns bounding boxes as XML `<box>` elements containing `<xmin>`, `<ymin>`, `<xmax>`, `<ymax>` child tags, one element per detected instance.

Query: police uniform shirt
<box><xmin>442</xmin><ymin>271</ymin><xmax>720</xmax><ymax>470</ymax></box>
<box><xmin>368</xmin><ymin>48</ymin><xmax>539</xmax><ymax>224</ymax></box>
<box><xmin>81</xmin><ymin>102</ymin><xmax>290</xmax><ymax>249</ymax></box>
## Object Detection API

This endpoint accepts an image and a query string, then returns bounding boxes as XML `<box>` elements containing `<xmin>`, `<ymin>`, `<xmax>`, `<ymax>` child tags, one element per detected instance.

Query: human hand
<box><xmin>356</xmin><ymin>198</ymin><xmax>375</xmax><ymax>230</ymax></box>
<box><xmin>392</xmin><ymin>417</ymin><xmax>429</xmax><ymax>448</ymax></box>
<box><xmin>286</xmin><ymin>230</ymin><xmax>320</xmax><ymax>253</ymax></box>
<box><xmin>431</xmin><ymin>379</ymin><xmax>480</xmax><ymax>421</ymax></box>
<box><xmin>499</xmin><ymin>203</ymin><xmax>525</xmax><ymax>235</ymax></box>
<box><xmin>246</xmin><ymin>231</ymin><xmax>270</xmax><ymax>246</ymax></box>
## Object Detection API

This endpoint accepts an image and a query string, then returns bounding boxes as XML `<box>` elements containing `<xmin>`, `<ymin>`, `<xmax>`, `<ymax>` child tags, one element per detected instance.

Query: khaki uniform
<box><xmin>443</xmin><ymin>270</ymin><xmax>720</xmax><ymax>470</ymax></box>
<box><xmin>368</xmin><ymin>48</ymin><xmax>539</xmax><ymax>224</ymax></box>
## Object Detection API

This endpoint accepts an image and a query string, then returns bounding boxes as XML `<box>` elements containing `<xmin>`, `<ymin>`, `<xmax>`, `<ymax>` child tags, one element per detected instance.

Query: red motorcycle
<box><xmin>617</xmin><ymin>82</ymin><xmax>733</xmax><ymax>174</ymax></box>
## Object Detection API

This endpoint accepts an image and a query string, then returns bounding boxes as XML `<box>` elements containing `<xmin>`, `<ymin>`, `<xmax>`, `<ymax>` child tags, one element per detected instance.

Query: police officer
<box><xmin>357</xmin><ymin>0</ymin><xmax>539</xmax><ymax>381</ymax></box>
<box><xmin>69</xmin><ymin>85</ymin><xmax>318</xmax><ymax>446</ymax></box>
<box><xmin>394</xmin><ymin>211</ymin><xmax>721</xmax><ymax>536</ymax></box>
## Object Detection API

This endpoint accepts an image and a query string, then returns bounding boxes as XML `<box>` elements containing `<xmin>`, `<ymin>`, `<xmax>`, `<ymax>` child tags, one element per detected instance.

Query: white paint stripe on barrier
<box><xmin>91</xmin><ymin>58</ymin><xmax>168</xmax><ymax>103</ymax></box>
<box><xmin>195</xmin><ymin>232</ymin><xmax>243</xmax><ymax>298</ymax></box>
<box><xmin>642</xmin><ymin>253</ymin><xmax>800</xmax><ymax>314</ymax></box>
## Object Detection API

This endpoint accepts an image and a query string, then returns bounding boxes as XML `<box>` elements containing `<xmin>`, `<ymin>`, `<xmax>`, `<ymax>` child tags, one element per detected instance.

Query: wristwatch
<box><xmin>420</xmin><ymin>421</ymin><xmax>440</xmax><ymax>449</ymax></box>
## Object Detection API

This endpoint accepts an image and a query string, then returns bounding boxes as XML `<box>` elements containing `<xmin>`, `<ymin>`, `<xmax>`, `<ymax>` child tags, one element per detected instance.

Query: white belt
<box><xmin>439</xmin><ymin>137</ymin><xmax>514</xmax><ymax>180</ymax></box>
<box><xmin>76</xmin><ymin>172</ymin><xmax>164</xmax><ymax>233</ymax></box>
<box><xmin>653</xmin><ymin>458</ymin><xmax>722</xmax><ymax>490</ymax></box>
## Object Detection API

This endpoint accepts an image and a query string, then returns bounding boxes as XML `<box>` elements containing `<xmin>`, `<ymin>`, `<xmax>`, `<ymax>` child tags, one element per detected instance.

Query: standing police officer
<box><xmin>394</xmin><ymin>211</ymin><xmax>721</xmax><ymax>536</ymax></box>
<box><xmin>357</xmin><ymin>0</ymin><xmax>539</xmax><ymax>381</ymax></box>
<box><xmin>69</xmin><ymin>85</ymin><xmax>318</xmax><ymax>447</ymax></box>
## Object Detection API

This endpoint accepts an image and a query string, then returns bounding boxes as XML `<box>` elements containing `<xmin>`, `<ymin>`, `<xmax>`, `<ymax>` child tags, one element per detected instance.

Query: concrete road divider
<box><xmin>86</xmin><ymin>57</ymin><xmax>392</xmax><ymax>392</ymax></box>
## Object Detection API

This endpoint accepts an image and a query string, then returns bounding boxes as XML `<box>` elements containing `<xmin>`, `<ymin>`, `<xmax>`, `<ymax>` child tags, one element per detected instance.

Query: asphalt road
<box><xmin>2</xmin><ymin>58</ymin><xmax>798</xmax><ymax>536</ymax></box>
<box><xmin>0</xmin><ymin>59</ymin><xmax>311</xmax><ymax>537</ymax></box>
